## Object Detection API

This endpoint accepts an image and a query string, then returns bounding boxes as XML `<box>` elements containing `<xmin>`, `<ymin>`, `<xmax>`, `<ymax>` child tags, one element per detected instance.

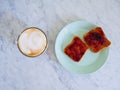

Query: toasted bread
<box><xmin>64</xmin><ymin>36</ymin><xmax>88</xmax><ymax>62</ymax></box>
<box><xmin>84</xmin><ymin>27</ymin><xmax>111</xmax><ymax>53</ymax></box>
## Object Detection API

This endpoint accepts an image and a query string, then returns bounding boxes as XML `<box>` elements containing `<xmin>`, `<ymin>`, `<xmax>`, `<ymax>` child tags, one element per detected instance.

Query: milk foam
<box><xmin>18</xmin><ymin>28</ymin><xmax>47</xmax><ymax>56</ymax></box>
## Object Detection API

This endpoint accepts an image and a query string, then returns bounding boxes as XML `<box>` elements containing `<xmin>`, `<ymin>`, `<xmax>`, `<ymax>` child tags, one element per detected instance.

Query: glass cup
<box><xmin>17</xmin><ymin>27</ymin><xmax>48</xmax><ymax>57</ymax></box>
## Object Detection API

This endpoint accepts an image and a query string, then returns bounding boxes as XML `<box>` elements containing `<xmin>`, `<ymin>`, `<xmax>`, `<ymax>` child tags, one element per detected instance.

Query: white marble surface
<box><xmin>0</xmin><ymin>0</ymin><xmax>120</xmax><ymax>90</ymax></box>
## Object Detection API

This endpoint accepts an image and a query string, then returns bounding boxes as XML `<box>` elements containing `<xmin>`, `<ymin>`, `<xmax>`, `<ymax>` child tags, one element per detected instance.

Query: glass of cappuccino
<box><xmin>17</xmin><ymin>27</ymin><xmax>47</xmax><ymax>57</ymax></box>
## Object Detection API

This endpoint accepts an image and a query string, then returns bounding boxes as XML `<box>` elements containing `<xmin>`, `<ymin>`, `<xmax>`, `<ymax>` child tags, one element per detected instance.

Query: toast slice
<box><xmin>84</xmin><ymin>27</ymin><xmax>111</xmax><ymax>53</ymax></box>
<box><xmin>64</xmin><ymin>36</ymin><xmax>88</xmax><ymax>62</ymax></box>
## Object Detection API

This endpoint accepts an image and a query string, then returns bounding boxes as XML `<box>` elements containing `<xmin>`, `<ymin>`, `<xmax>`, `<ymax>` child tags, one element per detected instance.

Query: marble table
<box><xmin>0</xmin><ymin>0</ymin><xmax>120</xmax><ymax>90</ymax></box>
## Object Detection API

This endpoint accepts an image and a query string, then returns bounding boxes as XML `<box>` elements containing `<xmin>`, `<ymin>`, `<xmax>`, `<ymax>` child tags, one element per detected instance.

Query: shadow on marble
<box><xmin>0</xmin><ymin>13</ymin><xmax>27</xmax><ymax>44</ymax></box>
<box><xmin>47</xmin><ymin>17</ymin><xmax>82</xmax><ymax>63</ymax></box>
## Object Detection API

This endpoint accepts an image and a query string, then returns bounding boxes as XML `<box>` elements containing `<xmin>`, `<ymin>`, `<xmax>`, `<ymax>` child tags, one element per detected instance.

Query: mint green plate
<box><xmin>55</xmin><ymin>20</ymin><xmax>109</xmax><ymax>74</ymax></box>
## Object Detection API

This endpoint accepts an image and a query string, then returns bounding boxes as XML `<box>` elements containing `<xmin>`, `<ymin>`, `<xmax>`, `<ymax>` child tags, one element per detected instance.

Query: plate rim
<box><xmin>55</xmin><ymin>20</ymin><xmax>109</xmax><ymax>74</ymax></box>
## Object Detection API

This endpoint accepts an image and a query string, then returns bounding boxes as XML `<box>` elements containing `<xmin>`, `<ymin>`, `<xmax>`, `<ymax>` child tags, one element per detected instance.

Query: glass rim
<box><xmin>17</xmin><ymin>27</ymin><xmax>48</xmax><ymax>57</ymax></box>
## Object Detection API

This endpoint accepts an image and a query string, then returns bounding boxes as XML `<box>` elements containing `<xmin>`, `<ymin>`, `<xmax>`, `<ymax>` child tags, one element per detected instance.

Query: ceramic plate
<box><xmin>55</xmin><ymin>20</ymin><xmax>109</xmax><ymax>74</ymax></box>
